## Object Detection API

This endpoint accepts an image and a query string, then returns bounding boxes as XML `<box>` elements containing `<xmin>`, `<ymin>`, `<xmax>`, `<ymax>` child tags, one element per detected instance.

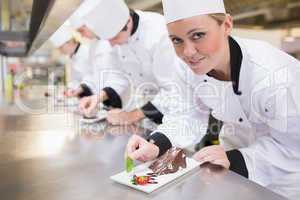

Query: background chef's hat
<box><xmin>83</xmin><ymin>0</ymin><xmax>130</xmax><ymax>40</ymax></box>
<box><xmin>69</xmin><ymin>0</ymin><xmax>99</xmax><ymax>29</ymax></box>
<box><xmin>162</xmin><ymin>0</ymin><xmax>226</xmax><ymax>24</ymax></box>
<box><xmin>50</xmin><ymin>20</ymin><xmax>74</xmax><ymax>48</ymax></box>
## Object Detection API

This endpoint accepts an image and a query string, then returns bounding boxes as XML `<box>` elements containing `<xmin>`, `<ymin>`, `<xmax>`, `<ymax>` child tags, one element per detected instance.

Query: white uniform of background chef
<box><xmin>79</xmin><ymin>0</ymin><xmax>179</xmax><ymax>125</ymax></box>
<box><xmin>125</xmin><ymin>0</ymin><xmax>300</xmax><ymax>199</ymax></box>
<box><xmin>50</xmin><ymin>20</ymin><xmax>92</xmax><ymax>98</ymax></box>
<box><xmin>64</xmin><ymin>0</ymin><xmax>112</xmax><ymax>98</ymax></box>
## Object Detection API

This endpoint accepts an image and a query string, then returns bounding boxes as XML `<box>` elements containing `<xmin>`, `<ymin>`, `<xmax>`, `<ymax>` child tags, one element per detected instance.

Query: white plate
<box><xmin>80</xmin><ymin>112</ymin><xmax>107</xmax><ymax>124</ymax></box>
<box><xmin>110</xmin><ymin>157</ymin><xmax>201</xmax><ymax>194</ymax></box>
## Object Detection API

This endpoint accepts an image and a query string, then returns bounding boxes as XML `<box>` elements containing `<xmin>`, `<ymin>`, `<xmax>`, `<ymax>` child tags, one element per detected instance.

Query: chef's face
<box><xmin>167</xmin><ymin>14</ymin><xmax>232</xmax><ymax>75</ymax></box>
<box><xmin>109</xmin><ymin>18</ymin><xmax>132</xmax><ymax>46</ymax></box>
<box><xmin>59</xmin><ymin>39</ymin><xmax>78</xmax><ymax>55</ymax></box>
<box><xmin>78</xmin><ymin>25</ymin><xmax>96</xmax><ymax>39</ymax></box>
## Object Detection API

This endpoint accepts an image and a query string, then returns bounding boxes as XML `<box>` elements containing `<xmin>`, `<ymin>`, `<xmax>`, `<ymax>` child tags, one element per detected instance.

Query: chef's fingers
<box><xmin>193</xmin><ymin>150</ymin><xmax>225</xmax><ymax>162</ymax></box>
<box><xmin>196</xmin><ymin>146</ymin><xmax>226</xmax><ymax>159</ymax></box>
<box><xmin>197</xmin><ymin>145</ymin><xmax>224</xmax><ymax>155</ymax></box>
<box><xmin>106</xmin><ymin>113</ymin><xmax>117</xmax><ymax>125</ymax></box>
<box><xmin>193</xmin><ymin>150</ymin><xmax>214</xmax><ymax>161</ymax></box>
<box><xmin>126</xmin><ymin>135</ymin><xmax>144</xmax><ymax>156</ymax></box>
<box><xmin>107</xmin><ymin>109</ymin><xmax>122</xmax><ymax>114</ymax></box>
<box><xmin>201</xmin><ymin>155</ymin><xmax>216</xmax><ymax>163</ymax></box>
<box><xmin>107</xmin><ymin>112</ymin><xmax>126</xmax><ymax>126</ymax></box>
<box><xmin>128</xmin><ymin>137</ymin><xmax>153</xmax><ymax>161</ymax></box>
<box><xmin>138</xmin><ymin>155</ymin><xmax>148</xmax><ymax>163</ymax></box>
<box><xmin>129</xmin><ymin>146</ymin><xmax>148</xmax><ymax>161</ymax></box>
<box><xmin>194</xmin><ymin>150</ymin><xmax>230</xmax><ymax>169</ymax></box>
<box><xmin>210</xmin><ymin>159</ymin><xmax>230</xmax><ymax>169</ymax></box>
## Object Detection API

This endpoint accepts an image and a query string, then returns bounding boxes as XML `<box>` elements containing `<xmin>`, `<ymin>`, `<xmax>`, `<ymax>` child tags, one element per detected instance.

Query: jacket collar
<box><xmin>229</xmin><ymin>36</ymin><xmax>243</xmax><ymax>95</ymax></box>
<box><xmin>130</xmin><ymin>10</ymin><xmax>140</xmax><ymax>36</ymax></box>
<box><xmin>206</xmin><ymin>36</ymin><xmax>243</xmax><ymax>95</ymax></box>
<box><xmin>71</xmin><ymin>43</ymin><xmax>81</xmax><ymax>58</ymax></box>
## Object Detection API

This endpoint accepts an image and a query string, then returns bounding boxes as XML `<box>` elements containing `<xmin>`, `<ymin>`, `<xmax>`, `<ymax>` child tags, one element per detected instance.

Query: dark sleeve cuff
<box><xmin>226</xmin><ymin>149</ymin><xmax>249</xmax><ymax>178</ymax></box>
<box><xmin>147</xmin><ymin>132</ymin><xmax>172</xmax><ymax>157</ymax></box>
<box><xmin>78</xmin><ymin>84</ymin><xmax>93</xmax><ymax>98</ymax></box>
<box><xmin>102</xmin><ymin>87</ymin><xmax>122</xmax><ymax>108</ymax></box>
<box><xmin>141</xmin><ymin>102</ymin><xmax>164</xmax><ymax>124</ymax></box>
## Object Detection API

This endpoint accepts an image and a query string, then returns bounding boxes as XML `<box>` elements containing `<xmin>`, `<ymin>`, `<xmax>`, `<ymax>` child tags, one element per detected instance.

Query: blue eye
<box><xmin>192</xmin><ymin>32</ymin><xmax>206</xmax><ymax>40</ymax></box>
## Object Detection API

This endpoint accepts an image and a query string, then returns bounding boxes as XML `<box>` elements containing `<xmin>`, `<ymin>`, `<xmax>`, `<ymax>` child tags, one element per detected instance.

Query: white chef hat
<box><xmin>83</xmin><ymin>0</ymin><xmax>130</xmax><ymax>40</ymax></box>
<box><xmin>50</xmin><ymin>20</ymin><xmax>74</xmax><ymax>48</ymax></box>
<box><xmin>162</xmin><ymin>0</ymin><xmax>226</xmax><ymax>24</ymax></box>
<box><xmin>69</xmin><ymin>0</ymin><xmax>99</xmax><ymax>29</ymax></box>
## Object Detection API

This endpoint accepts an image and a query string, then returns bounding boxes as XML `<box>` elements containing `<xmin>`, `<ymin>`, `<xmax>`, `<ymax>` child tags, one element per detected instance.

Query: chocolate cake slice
<box><xmin>149</xmin><ymin>147</ymin><xmax>187</xmax><ymax>176</ymax></box>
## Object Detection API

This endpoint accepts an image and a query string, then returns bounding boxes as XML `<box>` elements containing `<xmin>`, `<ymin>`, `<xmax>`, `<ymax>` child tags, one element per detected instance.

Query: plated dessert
<box><xmin>149</xmin><ymin>147</ymin><xmax>187</xmax><ymax>176</ymax></box>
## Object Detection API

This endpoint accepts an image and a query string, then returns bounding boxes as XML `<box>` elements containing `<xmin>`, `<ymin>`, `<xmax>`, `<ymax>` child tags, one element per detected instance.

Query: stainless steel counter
<box><xmin>0</xmin><ymin>101</ymin><xmax>288</xmax><ymax>200</ymax></box>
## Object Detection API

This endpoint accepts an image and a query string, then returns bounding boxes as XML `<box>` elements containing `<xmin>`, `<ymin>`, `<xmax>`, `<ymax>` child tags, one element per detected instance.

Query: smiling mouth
<box><xmin>187</xmin><ymin>57</ymin><xmax>206</xmax><ymax>66</ymax></box>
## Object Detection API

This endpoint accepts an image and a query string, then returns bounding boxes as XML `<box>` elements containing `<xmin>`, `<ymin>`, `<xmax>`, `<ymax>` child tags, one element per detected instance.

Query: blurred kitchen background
<box><xmin>0</xmin><ymin>0</ymin><xmax>299</xmax><ymax>108</ymax></box>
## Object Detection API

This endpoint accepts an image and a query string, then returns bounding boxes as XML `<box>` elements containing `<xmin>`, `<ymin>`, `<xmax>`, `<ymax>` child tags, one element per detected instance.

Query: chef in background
<box><xmin>79</xmin><ymin>0</ymin><xmax>180</xmax><ymax>126</ymax></box>
<box><xmin>50</xmin><ymin>20</ymin><xmax>93</xmax><ymax>98</ymax></box>
<box><xmin>66</xmin><ymin>0</ymin><xmax>113</xmax><ymax>98</ymax></box>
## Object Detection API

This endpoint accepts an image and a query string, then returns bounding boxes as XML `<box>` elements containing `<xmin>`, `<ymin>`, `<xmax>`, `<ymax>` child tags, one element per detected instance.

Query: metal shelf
<box><xmin>0</xmin><ymin>0</ymin><xmax>82</xmax><ymax>57</ymax></box>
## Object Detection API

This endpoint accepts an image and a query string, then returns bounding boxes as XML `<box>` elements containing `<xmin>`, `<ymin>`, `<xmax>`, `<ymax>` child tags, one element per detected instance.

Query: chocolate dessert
<box><xmin>149</xmin><ymin>147</ymin><xmax>187</xmax><ymax>176</ymax></box>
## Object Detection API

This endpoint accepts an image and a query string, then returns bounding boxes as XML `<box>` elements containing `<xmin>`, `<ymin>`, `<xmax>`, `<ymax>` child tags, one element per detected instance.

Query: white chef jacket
<box><xmin>153</xmin><ymin>36</ymin><xmax>300</xmax><ymax>188</ymax></box>
<box><xmin>92</xmin><ymin>10</ymin><xmax>178</xmax><ymax>114</ymax></box>
<box><xmin>68</xmin><ymin>42</ymin><xmax>93</xmax><ymax>90</ymax></box>
<box><xmin>80</xmin><ymin>39</ymin><xmax>112</xmax><ymax>94</ymax></box>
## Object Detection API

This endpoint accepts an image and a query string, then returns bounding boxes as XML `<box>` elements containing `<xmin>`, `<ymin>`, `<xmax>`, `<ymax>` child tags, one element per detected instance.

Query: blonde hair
<box><xmin>208</xmin><ymin>13</ymin><xmax>227</xmax><ymax>25</ymax></box>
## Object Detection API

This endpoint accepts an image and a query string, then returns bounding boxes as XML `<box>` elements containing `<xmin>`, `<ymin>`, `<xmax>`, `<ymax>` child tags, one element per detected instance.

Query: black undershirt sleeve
<box><xmin>102</xmin><ymin>87</ymin><xmax>122</xmax><ymax>108</ymax></box>
<box><xmin>226</xmin><ymin>149</ymin><xmax>249</xmax><ymax>178</ymax></box>
<box><xmin>147</xmin><ymin>132</ymin><xmax>172</xmax><ymax>157</ymax></box>
<box><xmin>141</xmin><ymin>102</ymin><xmax>164</xmax><ymax>124</ymax></box>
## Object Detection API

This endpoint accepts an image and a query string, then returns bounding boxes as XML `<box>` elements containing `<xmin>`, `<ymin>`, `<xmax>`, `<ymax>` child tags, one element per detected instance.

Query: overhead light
<box><xmin>291</xmin><ymin>28</ymin><xmax>300</xmax><ymax>37</ymax></box>
<box><xmin>284</xmin><ymin>36</ymin><xmax>295</xmax><ymax>42</ymax></box>
<box><xmin>1</xmin><ymin>40</ymin><xmax>26</xmax><ymax>48</ymax></box>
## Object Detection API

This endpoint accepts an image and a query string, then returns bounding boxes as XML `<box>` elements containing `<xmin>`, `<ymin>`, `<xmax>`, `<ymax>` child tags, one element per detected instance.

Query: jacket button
<box><xmin>122</xmin><ymin>56</ymin><xmax>126</xmax><ymax>59</ymax></box>
<box><xmin>239</xmin><ymin>118</ymin><xmax>243</xmax><ymax>122</ymax></box>
<box><xmin>139</xmin><ymin>73</ymin><xmax>143</xmax><ymax>77</ymax></box>
<box><xmin>204</xmin><ymin>79</ymin><xmax>207</xmax><ymax>82</ymax></box>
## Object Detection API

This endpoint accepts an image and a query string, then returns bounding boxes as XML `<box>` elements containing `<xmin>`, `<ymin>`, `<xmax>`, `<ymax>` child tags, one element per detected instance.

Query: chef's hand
<box><xmin>79</xmin><ymin>95</ymin><xmax>99</xmax><ymax>116</ymax></box>
<box><xmin>192</xmin><ymin>145</ymin><xmax>230</xmax><ymax>169</ymax></box>
<box><xmin>107</xmin><ymin>109</ymin><xmax>145</xmax><ymax>125</ymax></box>
<box><xmin>126</xmin><ymin>135</ymin><xmax>159</xmax><ymax>162</ymax></box>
